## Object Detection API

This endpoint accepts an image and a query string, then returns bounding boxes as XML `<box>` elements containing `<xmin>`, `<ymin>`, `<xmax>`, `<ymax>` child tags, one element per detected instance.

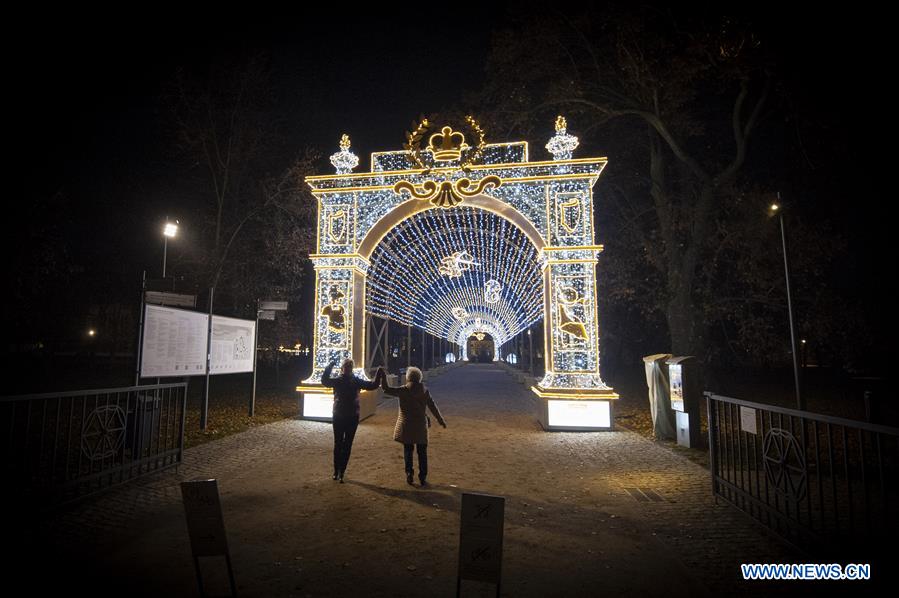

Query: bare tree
<box><xmin>478</xmin><ymin>6</ymin><xmax>773</xmax><ymax>356</ymax></box>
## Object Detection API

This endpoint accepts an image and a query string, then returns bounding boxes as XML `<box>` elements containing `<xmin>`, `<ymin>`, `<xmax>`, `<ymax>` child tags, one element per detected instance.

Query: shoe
<box><xmin>419</xmin><ymin>478</ymin><xmax>428</xmax><ymax>487</ymax></box>
<box><xmin>406</xmin><ymin>472</ymin><xmax>414</xmax><ymax>485</ymax></box>
<box><xmin>338</xmin><ymin>471</ymin><xmax>345</xmax><ymax>483</ymax></box>
<box><xmin>333</xmin><ymin>471</ymin><xmax>339</xmax><ymax>481</ymax></box>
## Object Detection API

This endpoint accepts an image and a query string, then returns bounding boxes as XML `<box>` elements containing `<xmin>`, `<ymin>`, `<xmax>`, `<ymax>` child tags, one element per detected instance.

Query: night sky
<box><xmin>6</xmin><ymin>5</ymin><xmax>890</xmax><ymax>358</ymax></box>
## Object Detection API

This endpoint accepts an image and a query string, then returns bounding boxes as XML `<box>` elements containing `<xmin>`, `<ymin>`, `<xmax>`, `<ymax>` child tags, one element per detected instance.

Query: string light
<box><xmin>366</xmin><ymin>207</ymin><xmax>543</xmax><ymax>347</ymax></box>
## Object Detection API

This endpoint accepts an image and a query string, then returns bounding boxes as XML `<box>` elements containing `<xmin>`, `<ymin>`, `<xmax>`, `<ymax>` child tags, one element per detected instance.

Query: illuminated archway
<box><xmin>297</xmin><ymin>119</ymin><xmax>619</xmax><ymax>429</ymax></box>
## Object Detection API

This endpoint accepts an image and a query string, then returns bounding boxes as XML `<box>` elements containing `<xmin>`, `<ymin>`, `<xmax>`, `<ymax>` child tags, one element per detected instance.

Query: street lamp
<box><xmin>162</xmin><ymin>220</ymin><xmax>178</xmax><ymax>278</ymax></box>
<box><xmin>769</xmin><ymin>195</ymin><xmax>803</xmax><ymax>410</ymax></box>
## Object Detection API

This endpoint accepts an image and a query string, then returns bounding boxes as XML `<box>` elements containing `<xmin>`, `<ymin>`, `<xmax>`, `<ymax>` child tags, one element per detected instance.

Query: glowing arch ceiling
<box><xmin>366</xmin><ymin>206</ymin><xmax>543</xmax><ymax>344</ymax></box>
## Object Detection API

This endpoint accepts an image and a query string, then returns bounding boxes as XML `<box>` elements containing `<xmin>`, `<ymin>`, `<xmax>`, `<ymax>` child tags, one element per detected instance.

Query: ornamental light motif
<box><xmin>438</xmin><ymin>251</ymin><xmax>480</xmax><ymax>277</ymax></box>
<box><xmin>451</xmin><ymin>306</ymin><xmax>470</xmax><ymax>320</ymax></box>
<box><xmin>330</xmin><ymin>134</ymin><xmax>359</xmax><ymax>174</ymax></box>
<box><xmin>545</xmin><ymin>115</ymin><xmax>579</xmax><ymax>160</ymax></box>
<box><xmin>484</xmin><ymin>279</ymin><xmax>503</xmax><ymax>304</ymax></box>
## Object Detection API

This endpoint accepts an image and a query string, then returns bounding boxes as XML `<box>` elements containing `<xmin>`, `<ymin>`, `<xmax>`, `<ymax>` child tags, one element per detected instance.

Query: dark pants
<box><xmin>332</xmin><ymin>415</ymin><xmax>359</xmax><ymax>475</ymax></box>
<box><xmin>403</xmin><ymin>443</ymin><xmax>428</xmax><ymax>480</ymax></box>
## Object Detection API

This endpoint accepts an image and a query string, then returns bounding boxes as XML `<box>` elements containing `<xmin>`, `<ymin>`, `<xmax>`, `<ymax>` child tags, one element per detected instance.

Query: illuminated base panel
<box><xmin>296</xmin><ymin>386</ymin><xmax>380</xmax><ymax>421</ymax></box>
<box><xmin>533</xmin><ymin>387</ymin><xmax>617</xmax><ymax>431</ymax></box>
<box><xmin>300</xmin><ymin>392</ymin><xmax>334</xmax><ymax>420</ymax></box>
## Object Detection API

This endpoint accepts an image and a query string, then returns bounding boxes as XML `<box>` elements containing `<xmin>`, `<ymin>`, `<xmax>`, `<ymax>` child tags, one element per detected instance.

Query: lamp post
<box><xmin>769</xmin><ymin>197</ymin><xmax>803</xmax><ymax>410</ymax></box>
<box><xmin>162</xmin><ymin>220</ymin><xmax>178</xmax><ymax>278</ymax></box>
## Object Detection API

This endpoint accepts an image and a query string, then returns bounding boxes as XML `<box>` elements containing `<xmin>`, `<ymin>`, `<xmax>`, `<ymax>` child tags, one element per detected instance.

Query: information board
<box><xmin>210</xmin><ymin>315</ymin><xmax>256</xmax><ymax>375</ymax></box>
<box><xmin>669</xmin><ymin>364</ymin><xmax>684</xmax><ymax>412</ymax></box>
<box><xmin>181</xmin><ymin>479</ymin><xmax>229</xmax><ymax>557</ymax></box>
<box><xmin>140</xmin><ymin>304</ymin><xmax>208</xmax><ymax>377</ymax></box>
<box><xmin>740</xmin><ymin>406</ymin><xmax>758</xmax><ymax>435</ymax></box>
<box><xmin>458</xmin><ymin>492</ymin><xmax>505</xmax><ymax>585</ymax></box>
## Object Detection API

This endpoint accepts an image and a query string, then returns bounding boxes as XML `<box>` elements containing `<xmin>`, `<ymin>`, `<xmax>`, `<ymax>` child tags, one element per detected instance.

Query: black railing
<box><xmin>706</xmin><ymin>392</ymin><xmax>899</xmax><ymax>555</ymax></box>
<box><xmin>1</xmin><ymin>383</ymin><xmax>187</xmax><ymax>506</ymax></box>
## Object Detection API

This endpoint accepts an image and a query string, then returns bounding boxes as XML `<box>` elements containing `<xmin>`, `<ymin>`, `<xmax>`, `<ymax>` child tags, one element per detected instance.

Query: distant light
<box><xmin>163</xmin><ymin>222</ymin><xmax>178</xmax><ymax>238</ymax></box>
<box><xmin>88</xmin><ymin>329</ymin><xmax>96</xmax><ymax>337</ymax></box>
<box><xmin>527</xmin><ymin>329</ymin><xmax>531</xmax><ymax>336</ymax></box>
<box><xmin>770</xmin><ymin>203</ymin><xmax>780</xmax><ymax>212</ymax></box>
<box><xmin>801</xmin><ymin>339</ymin><xmax>807</xmax><ymax>344</ymax></box>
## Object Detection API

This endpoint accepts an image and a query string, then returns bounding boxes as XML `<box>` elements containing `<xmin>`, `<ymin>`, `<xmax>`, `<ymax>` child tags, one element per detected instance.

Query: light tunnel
<box><xmin>365</xmin><ymin>206</ymin><xmax>543</xmax><ymax>353</ymax></box>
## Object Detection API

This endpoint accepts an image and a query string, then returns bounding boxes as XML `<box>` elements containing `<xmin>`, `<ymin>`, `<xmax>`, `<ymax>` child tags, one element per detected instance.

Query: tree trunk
<box><xmin>667</xmin><ymin>283</ymin><xmax>696</xmax><ymax>356</ymax></box>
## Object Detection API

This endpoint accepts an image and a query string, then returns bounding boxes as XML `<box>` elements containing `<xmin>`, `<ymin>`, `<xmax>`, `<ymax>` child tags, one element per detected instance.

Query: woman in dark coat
<box><xmin>321</xmin><ymin>359</ymin><xmax>384</xmax><ymax>483</ymax></box>
<box><xmin>381</xmin><ymin>366</ymin><xmax>447</xmax><ymax>486</ymax></box>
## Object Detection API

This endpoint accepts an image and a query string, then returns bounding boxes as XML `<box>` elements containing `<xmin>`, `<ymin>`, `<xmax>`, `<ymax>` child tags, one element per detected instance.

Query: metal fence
<box><xmin>706</xmin><ymin>392</ymin><xmax>899</xmax><ymax>554</ymax></box>
<box><xmin>1</xmin><ymin>383</ymin><xmax>187</xmax><ymax>506</ymax></box>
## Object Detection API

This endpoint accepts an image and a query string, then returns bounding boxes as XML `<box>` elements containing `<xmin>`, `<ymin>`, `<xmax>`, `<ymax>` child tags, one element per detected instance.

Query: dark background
<box><xmin>3</xmin><ymin>4</ymin><xmax>890</xmax><ymax>393</ymax></box>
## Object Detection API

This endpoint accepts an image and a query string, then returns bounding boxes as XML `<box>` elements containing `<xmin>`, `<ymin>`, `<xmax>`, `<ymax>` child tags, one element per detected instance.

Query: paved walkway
<box><xmin>19</xmin><ymin>364</ymin><xmax>815</xmax><ymax>596</ymax></box>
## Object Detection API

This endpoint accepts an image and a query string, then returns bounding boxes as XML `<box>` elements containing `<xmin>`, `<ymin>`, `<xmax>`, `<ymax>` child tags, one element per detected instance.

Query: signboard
<box><xmin>259</xmin><ymin>300</ymin><xmax>288</xmax><ymax>311</ymax></box>
<box><xmin>740</xmin><ymin>406</ymin><xmax>758</xmax><ymax>435</ymax></box>
<box><xmin>140</xmin><ymin>304</ymin><xmax>208</xmax><ymax>377</ymax></box>
<box><xmin>669</xmin><ymin>364</ymin><xmax>684</xmax><ymax>412</ymax></box>
<box><xmin>210</xmin><ymin>315</ymin><xmax>256</xmax><ymax>375</ymax></box>
<box><xmin>181</xmin><ymin>479</ymin><xmax>229</xmax><ymax>557</ymax></box>
<box><xmin>458</xmin><ymin>492</ymin><xmax>505</xmax><ymax>585</ymax></box>
<box><xmin>257</xmin><ymin>310</ymin><xmax>276</xmax><ymax>321</ymax></box>
<box><xmin>145</xmin><ymin>291</ymin><xmax>196</xmax><ymax>307</ymax></box>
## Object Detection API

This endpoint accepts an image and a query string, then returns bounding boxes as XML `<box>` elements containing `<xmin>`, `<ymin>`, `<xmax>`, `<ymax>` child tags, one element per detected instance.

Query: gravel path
<box><xmin>17</xmin><ymin>364</ymin><xmax>823</xmax><ymax>596</ymax></box>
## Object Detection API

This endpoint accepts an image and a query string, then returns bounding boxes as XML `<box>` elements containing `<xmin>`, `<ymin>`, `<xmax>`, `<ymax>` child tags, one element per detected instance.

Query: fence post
<box><xmin>706</xmin><ymin>392</ymin><xmax>718</xmax><ymax>502</ymax></box>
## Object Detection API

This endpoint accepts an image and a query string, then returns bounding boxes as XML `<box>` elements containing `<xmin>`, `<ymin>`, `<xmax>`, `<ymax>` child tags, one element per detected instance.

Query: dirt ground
<box><xmin>13</xmin><ymin>364</ymin><xmax>893</xmax><ymax>597</ymax></box>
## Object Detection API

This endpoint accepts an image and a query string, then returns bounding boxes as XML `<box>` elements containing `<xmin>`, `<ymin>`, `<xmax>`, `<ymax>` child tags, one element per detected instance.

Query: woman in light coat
<box><xmin>381</xmin><ymin>366</ymin><xmax>447</xmax><ymax>486</ymax></box>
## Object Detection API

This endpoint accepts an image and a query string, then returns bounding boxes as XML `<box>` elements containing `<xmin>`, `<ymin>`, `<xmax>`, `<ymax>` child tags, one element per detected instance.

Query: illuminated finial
<box><xmin>546</xmin><ymin>115</ymin><xmax>579</xmax><ymax>160</ymax></box>
<box><xmin>330</xmin><ymin>133</ymin><xmax>359</xmax><ymax>174</ymax></box>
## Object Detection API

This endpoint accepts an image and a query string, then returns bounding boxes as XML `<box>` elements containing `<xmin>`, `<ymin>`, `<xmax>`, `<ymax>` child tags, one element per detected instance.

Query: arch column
<box><xmin>302</xmin><ymin>254</ymin><xmax>370</xmax><ymax>383</ymax></box>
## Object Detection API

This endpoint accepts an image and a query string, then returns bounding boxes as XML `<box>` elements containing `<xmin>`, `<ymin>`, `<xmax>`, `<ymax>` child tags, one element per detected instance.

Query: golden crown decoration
<box><xmin>428</xmin><ymin>126</ymin><xmax>468</xmax><ymax>161</ymax></box>
<box><xmin>404</xmin><ymin>115</ymin><xmax>488</xmax><ymax>172</ymax></box>
<box><xmin>395</xmin><ymin>115</ymin><xmax>500</xmax><ymax>208</ymax></box>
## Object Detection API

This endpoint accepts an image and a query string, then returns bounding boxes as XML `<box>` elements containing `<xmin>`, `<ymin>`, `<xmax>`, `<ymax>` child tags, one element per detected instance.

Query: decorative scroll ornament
<box><xmin>484</xmin><ymin>279</ymin><xmax>503</xmax><ymax>304</ymax></box>
<box><xmin>438</xmin><ymin>251</ymin><xmax>480</xmax><ymax>277</ymax></box>
<box><xmin>330</xmin><ymin>134</ymin><xmax>359</xmax><ymax>174</ymax></box>
<box><xmin>474</xmin><ymin>332</ymin><xmax>486</xmax><ymax>341</ymax></box>
<box><xmin>545</xmin><ymin>115</ymin><xmax>579</xmax><ymax>160</ymax></box>
<box><xmin>394</xmin><ymin>175</ymin><xmax>502</xmax><ymax>208</ymax></box>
